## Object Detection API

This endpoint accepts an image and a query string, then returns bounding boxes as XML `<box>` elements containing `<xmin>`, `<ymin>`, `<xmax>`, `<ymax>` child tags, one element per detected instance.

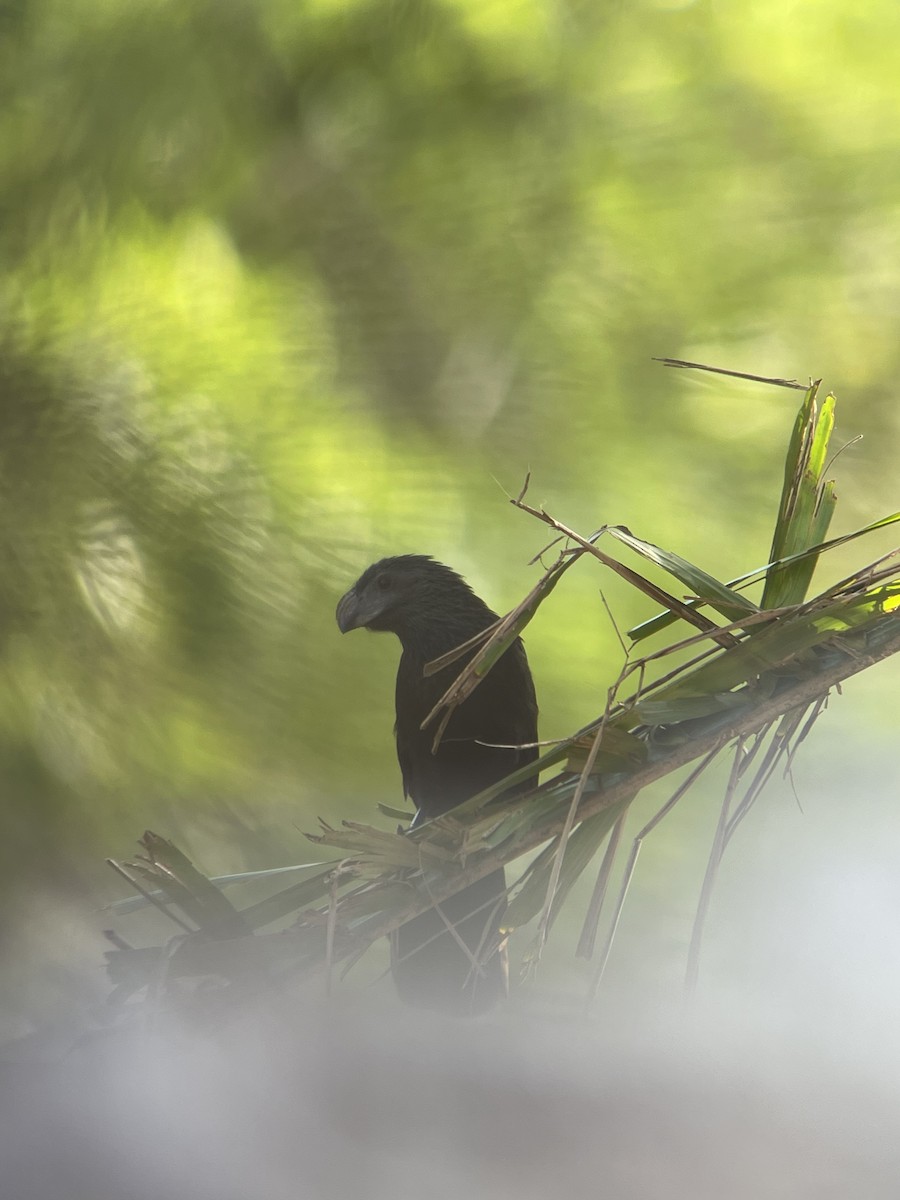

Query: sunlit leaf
<box><xmin>630</xmin><ymin>510</ymin><xmax>900</xmax><ymax>640</ymax></box>
<box><xmin>608</xmin><ymin>527</ymin><xmax>758</xmax><ymax>626</ymax></box>
<box><xmin>763</xmin><ymin>386</ymin><xmax>837</xmax><ymax>608</ymax></box>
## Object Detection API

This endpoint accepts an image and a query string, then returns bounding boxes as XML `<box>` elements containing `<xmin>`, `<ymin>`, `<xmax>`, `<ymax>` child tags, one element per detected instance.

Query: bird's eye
<box><xmin>376</xmin><ymin>573</ymin><xmax>392</xmax><ymax>590</ymax></box>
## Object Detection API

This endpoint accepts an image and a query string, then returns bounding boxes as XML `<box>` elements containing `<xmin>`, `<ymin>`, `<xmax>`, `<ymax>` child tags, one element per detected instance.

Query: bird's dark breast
<box><xmin>395</xmin><ymin>639</ymin><xmax>538</xmax><ymax>820</ymax></box>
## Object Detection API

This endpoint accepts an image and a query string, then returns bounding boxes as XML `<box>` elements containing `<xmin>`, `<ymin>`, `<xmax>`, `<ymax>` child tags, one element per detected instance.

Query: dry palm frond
<box><xmin>105</xmin><ymin>374</ymin><xmax>900</xmax><ymax>1015</ymax></box>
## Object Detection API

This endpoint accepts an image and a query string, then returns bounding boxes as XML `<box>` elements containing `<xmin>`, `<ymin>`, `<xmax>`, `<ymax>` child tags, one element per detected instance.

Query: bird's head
<box><xmin>336</xmin><ymin>555</ymin><xmax>485</xmax><ymax>639</ymax></box>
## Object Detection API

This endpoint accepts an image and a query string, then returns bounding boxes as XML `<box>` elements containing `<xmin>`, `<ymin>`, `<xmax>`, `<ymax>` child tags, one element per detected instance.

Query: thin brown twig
<box><xmin>416</xmin><ymin>844</ymin><xmax>490</xmax><ymax>980</ymax></box>
<box><xmin>685</xmin><ymin>738</ymin><xmax>748</xmax><ymax>998</ymax></box>
<box><xmin>723</xmin><ymin>707</ymin><xmax>810</xmax><ymax>847</ymax></box>
<box><xmin>511</xmin><ymin>498</ymin><xmax>740</xmax><ymax>648</ymax></box>
<box><xmin>584</xmin><ymin>747</ymin><xmax>722</xmax><ymax>1004</ymax></box>
<box><xmin>534</xmin><ymin>713</ymin><xmax>606</xmax><ymax>957</ymax></box>
<box><xmin>653</xmin><ymin>357</ymin><xmax>810</xmax><ymax>390</ymax></box>
<box><xmin>325</xmin><ymin>867</ymin><xmax>340</xmax><ymax>998</ymax></box>
<box><xmin>420</xmin><ymin>547</ymin><xmax>579</xmax><ymax>746</ymax></box>
<box><xmin>575</xmin><ymin>808</ymin><xmax>627</xmax><ymax>960</ymax></box>
<box><xmin>599</xmin><ymin>588</ymin><xmax>630</xmax><ymax>657</ymax></box>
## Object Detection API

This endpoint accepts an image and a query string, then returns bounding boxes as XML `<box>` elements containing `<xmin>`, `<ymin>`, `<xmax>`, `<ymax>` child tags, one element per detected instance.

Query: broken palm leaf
<box><xmin>126</xmin><ymin>832</ymin><xmax>249</xmax><ymax>937</ymax></box>
<box><xmin>629</xmin><ymin>510</ymin><xmax>900</xmax><ymax>641</ymax></box>
<box><xmin>575</xmin><ymin>807</ymin><xmax>628</xmax><ymax>959</ymax></box>
<box><xmin>105</xmin><ymin>364</ymin><xmax>900</xmax><ymax>1015</ymax></box>
<box><xmin>762</xmin><ymin>385</ymin><xmax>837</xmax><ymax>608</ymax></box>
<box><xmin>508</xmin><ymin>498</ymin><xmax>739</xmax><ymax>647</ymax></box>
<box><xmin>106</xmin><ymin>861</ymin><xmax>334</xmax><ymax>917</ymax></box>
<box><xmin>457</xmin><ymin>780</ymin><xmax>578</xmax><ymax>853</ymax></box>
<box><xmin>377</xmin><ymin>803</ymin><xmax>416</xmax><ymax>822</ymax></box>
<box><xmin>504</xmin><ymin>802</ymin><xmax>632</xmax><ymax>928</ymax></box>
<box><xmin>579</xmin><ymin>748</ymin><xmax>723</xmax><ymax>969</ymax></box>
<box><xmin>607</xmin><ymin>526</ymin><xmax>758</xmax><ymax>626</ymax></box>
<box><xmin>329</xmin><ymin>880</ymin><xmax>421</xmax><ymax>923</ymax></box>
<box><xmin>308</xmin><ymin>819</ymin><xmax>455</xmax><ymax>869</ymax></box>
<box><xmin>628</xmin><ymin>590</ymin><xmax>883</xmax><ymax>715</ymax></box>
<box><xmin>722</xmin><ymin>705</ymin><xmax>813</xmax><ymax>849</ymax></box>
<box><xmin>437</xmin><ymin>741</ymin><xmax>570</xmax><ymax>819</ymax></box>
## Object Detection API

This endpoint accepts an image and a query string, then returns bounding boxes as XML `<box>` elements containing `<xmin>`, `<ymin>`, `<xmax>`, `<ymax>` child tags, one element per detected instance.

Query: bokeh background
<box><xmin>2</xmin><ymin>0</ymin><xmax>899</xmax><ymax>1040</ymax></box>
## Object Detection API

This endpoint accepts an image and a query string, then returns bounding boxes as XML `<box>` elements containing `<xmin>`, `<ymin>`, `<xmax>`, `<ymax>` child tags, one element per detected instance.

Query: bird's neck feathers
<box><xmin>395</xmin><ymin>594</ymin><xmax>498</xmax><ymax>661</ymax></box>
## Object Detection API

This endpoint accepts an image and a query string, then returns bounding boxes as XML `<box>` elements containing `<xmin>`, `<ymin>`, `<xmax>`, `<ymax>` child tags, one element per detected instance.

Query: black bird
<box><xmin>336</xmin><ymin>555</ymin><xmax>538</xmax><ymax>1015</ymax></box>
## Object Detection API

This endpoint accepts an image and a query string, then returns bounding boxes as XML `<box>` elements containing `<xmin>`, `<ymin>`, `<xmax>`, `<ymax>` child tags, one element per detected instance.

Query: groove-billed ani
<box><xmin>336</xmin><ymin>555</ymin><xmax>538</xmax><ymax>1015</ymax></box>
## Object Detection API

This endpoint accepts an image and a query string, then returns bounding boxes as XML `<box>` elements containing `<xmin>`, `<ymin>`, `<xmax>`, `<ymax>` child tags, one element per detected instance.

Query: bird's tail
<box><xmin>390</xmin><ymin>868</ymin><xmax>508</xmax><ymax>1017</ymax></box>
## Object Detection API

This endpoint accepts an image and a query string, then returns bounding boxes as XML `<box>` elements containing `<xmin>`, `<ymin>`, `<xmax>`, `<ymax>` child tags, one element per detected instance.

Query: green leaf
<box><xmin>629</xmin><ymin>506</ymin><xmax>900</xmax><ymax>642</ymax></box>
<box><xmin>762</xmin><ymin>386</ymin><xmax>837</xmax><ymax>608</ymax></box>
<box><xmin>643</xmin><ymin>592</ymin><xmax>880</xmax><ymax>705</ymax></box>
<box><xmin>608</xmin><ymin>527</ymin><xmax>758</xmax><ymax>625</ymax></box>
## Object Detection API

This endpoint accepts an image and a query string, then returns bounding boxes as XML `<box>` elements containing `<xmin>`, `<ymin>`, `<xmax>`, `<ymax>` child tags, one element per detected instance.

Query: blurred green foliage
<box><xmin>1</xmin><ymin>0</ymin><xmax>898</xmax><ymax>968</ymax></box>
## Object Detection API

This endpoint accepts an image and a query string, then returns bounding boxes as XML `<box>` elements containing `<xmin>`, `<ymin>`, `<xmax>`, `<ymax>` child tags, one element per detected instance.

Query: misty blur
<box><xmin>2</xmin><ymin>0</ymin><xmax>900</xmax><ymax>1188</ymax></box>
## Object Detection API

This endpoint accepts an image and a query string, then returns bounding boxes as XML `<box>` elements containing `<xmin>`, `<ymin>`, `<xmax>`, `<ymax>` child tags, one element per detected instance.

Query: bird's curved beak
<box><xmin>336</xmin><ymin>588</ymin><xmax>362</xmax><ymax>633</ymax></box>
